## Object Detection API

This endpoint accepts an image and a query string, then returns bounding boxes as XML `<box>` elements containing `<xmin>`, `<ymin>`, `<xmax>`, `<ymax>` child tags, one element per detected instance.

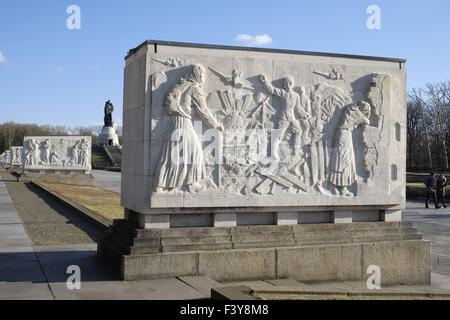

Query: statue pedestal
<box><xmin>98</xmin><ymin>219</ymin><xmax>430</xmax><ymax>285</ymax></box>
<box><xmin>99</xmin><ymin>126</ymin><xmax>120</xmax><ymax>147</ymax></box>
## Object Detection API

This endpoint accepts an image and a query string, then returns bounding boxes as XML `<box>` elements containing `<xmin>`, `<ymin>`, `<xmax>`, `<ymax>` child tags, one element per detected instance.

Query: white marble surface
<box><xmin>22</xmin><ymin>136</ymin><xmax>91</xmax><ymax>172</ymax></box>
<box><xmin>9</xmin><ymin>146</ymin><xmax>23</xmax><ymax>166</ymax></box>
<box><xmin>98</xmin><ymin>126</ymin><xmax>120</xmax><ymax>147</ymax></box>
<box><xmin>121</xmin><ymin>41</ymin><xmax>406</xmax><ymax>216</ymax></box>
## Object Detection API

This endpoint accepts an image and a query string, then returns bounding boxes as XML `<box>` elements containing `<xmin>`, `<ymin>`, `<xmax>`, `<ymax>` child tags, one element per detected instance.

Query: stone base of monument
<box><xmin>98</xmin><ymin>126</ymin><xmax>120</xmax><ymax>147</ymax></box>
<box><xmin>98</xmin><ymin>219</ymin><xmax>430</xmax><ymax>286</ymax></box>
<box><xmin>20</xmin><ymin>171</ymin><xmax>94</xmax><ymax>186</ymax></box>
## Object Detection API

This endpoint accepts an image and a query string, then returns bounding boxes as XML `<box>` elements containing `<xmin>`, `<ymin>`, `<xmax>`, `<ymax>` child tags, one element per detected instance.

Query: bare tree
<box><xmin>410</xmin><ymin>89</ymin><xmax>433</xmax><ymax>169</ymax></box>
<box><xmin>424</xmin><ymin>82</ymin><xmax>449</xmax><ymax>169</ymax></box>
<box><xmin>406</xmin><ymin>101</ymin><xmax>422</xmax><ymax>168</ymax></box>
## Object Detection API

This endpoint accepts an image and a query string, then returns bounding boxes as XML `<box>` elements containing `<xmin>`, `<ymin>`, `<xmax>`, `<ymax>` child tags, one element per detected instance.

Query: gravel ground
<box><xmin>0</xmin><ymin>169</ymin><xmax>104</xmax><ymax>246</ymax></box>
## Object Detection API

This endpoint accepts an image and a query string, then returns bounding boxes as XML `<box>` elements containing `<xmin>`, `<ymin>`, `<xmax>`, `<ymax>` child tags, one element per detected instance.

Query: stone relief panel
<box><xmin>1</xmin><ymin>151</ymin><xmax>12</xmax><ymax>164</ymax></box>
<box><xmin>10</xmin><ymin>146</ymin><xmax>23</xmax><ymax>165</ymax></box>
<box><xmin>23</xmin><ymin>136</ymin><xmax>91</xmax><ymax>171</ymax></box>
<box><xmin>149</xmin><ymin>61</ymin><xmax>398</xmax><ymax>200</ymax></box>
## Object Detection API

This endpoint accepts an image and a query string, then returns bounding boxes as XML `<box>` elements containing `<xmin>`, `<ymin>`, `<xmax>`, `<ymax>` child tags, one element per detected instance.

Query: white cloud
<box><xmin>54</xmin><ymin>65</ymin><xmax>64</xmax><ymax>72</ymax></box>
<box><xmin>0</xmin><ymin>52</ymin><xmax>7</xmax><ymax>63</ymax></box>
<box><xmin>235</xmin><ymin>34</ymin><xmax>272</xmax><ymax>46</ymax></box>
<box><xmin>88</xmin><ymin>65</ymin><xmax>98</xmax><ymax>70</ymax></box>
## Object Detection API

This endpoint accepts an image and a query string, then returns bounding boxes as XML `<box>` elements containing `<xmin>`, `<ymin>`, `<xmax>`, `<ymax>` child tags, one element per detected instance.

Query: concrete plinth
<box><xmin>98</xmin><ymin>220</ymin><xmax>430</xmax><ymax>285</ymax></box>
<box><xmin>99</xmin><ymin>126</ymin><xmax>120</xmax><ymax>147</ymax></box>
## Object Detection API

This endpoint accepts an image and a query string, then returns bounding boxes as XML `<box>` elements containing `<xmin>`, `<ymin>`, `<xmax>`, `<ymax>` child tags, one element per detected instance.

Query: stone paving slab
<box><xmin>34</xmin><ymin>244</ymin><xmax>96</xmax><ymax>252</ymax></box>
<box><xmin>0</xmin><ymin>252</ymin><xmax>38</xmax><ymax>263</ymax></box>
<box><xmin>0</xmin><ymin>214</ymin><xmax>22</xmax><ymax>224</ymax></box>
<box><xmin>0</xmin><ymin>240</ymin><xmax>34</xmax><ymax>251</ymax></box>
<box><xmin>0</xmin><ymin>205</ymin><xmax>17</xmax><ymax>213</ymax></box>
<box><xmin>0</xmin><ymin>283</ymin><xmax>53</xmax><ymax>299</ymax></box>
<box><xmin>127</xmin><ymin>278</ymin><xmax>207</xmax><ymax>300</ymax></box>
<box><xmin>0</xmin><ymin>269</ymin><xmax>47</xmax><ymax>283</ymax></box>
<box><xmin>265</xmin><ymin>278</ymin><xmax>306</xmax><ymax>287</ymax></box>
<box><xmin>221</xmin><ymin>280</ymin><xmax>276</xmax><ymax>290</ymax></box>
<box><xmin>43</xmin><ymin>265</ymin><xmax>117</xmax><ymax>283</ymax></box>
<box><xmin>0</xmin><ymin>295</ymin><xmax>54</xmax><ymax>300</ymax></box>
<box><xmin>177</xmin><ymin>275</ymin><xmax>224</xmax><ymax>298</ymax></box>
<box><xmin>36</xmin><ymin>250</ymin><xmax>100</xmax><ymax>267</ymax></box>
<box><xmin>50</xmin><ymin>281</ymin><xmax>141</xmax><ymax>300</ymax></box>
<box><xmin>431</xmin><ymin>272</ymin><xmax>450</xmax><ymax>290</ymax></box>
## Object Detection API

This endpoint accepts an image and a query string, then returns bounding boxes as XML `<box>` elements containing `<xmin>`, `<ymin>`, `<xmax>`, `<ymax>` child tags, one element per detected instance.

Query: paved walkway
<box><xmin>0</xmin><ymin>168</ymin><xmax>207</xmax><ymax>299</ymax></box>
<box><xmin>2</xmin><ymin>170</ymin><xmax>103</xmax><ymax>246</ymax></box>
<box><xmin>0</xmin><ymin>178</ymin><xmax>53</xmax><ymax>299</ymax></box>
<box><xmin>403</xmin><ymin>199</ymin><xmax>450</xmax><ymax>276</ymax></box>
<box><xmin>91</xmin><ymin>170</ymin><xmax>121</xmax><ymax>194</ymax></box>
<box><xmin>2</xmin><ymin>167</ymin><xmax>450</xmax><ymax>299</ymax></box>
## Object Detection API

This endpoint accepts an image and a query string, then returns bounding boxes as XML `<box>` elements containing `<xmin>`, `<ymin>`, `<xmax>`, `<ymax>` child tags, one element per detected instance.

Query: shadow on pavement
<box><xmin>23</xmin><ymin>182</ymin><xmax>105</xmax><ymax>243</ymax></box>
<box><xmin>0</xmin><ymin>250</ymin><xmax>117</xmax><ymax>283</ymax></box>
<box><xmin>0</xmin><ymin>179</ymin><xmax>18</xmax><ymax>183</ymax></box>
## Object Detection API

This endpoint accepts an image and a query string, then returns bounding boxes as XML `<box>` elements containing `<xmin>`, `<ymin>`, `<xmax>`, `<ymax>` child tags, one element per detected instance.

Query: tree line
<box><xmin>407</xmin><ymin>80</ymin><xmax>450</xmax><ymax>171</ymax></box>
<box><xmin>0</xmin><ymin>122</ymin><xmax>122</xmax><ymax>153</ymax></box>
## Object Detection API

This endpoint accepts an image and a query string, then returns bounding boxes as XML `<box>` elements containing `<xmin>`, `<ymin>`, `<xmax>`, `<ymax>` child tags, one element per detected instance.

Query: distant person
<box><xmin>437</xmin><ymin>174</ymin><xmax>448</xmax><ymax>208</ymax></box>
<box><xmin>425</xmin><ymin>173</ymin><xmax>440</xmax><ymax>209</ymax></box>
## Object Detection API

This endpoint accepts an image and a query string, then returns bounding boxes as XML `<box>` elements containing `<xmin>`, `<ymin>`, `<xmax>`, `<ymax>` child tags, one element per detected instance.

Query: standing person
<box><xmin>437</xmin><ymin>174</ymin><xmax>448</xmax><ymax>208</ymax></box>
<box><xmin>425</xmin><ymin>173</ymin><xmax>440</xmax><ymax>209</ymax></box>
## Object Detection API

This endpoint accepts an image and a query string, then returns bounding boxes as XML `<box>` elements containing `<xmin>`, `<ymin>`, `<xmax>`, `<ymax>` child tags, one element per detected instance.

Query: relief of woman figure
<box><xmin>155</xmin><ymin>64</ymin><xmax>222</xmax><ymax>193</ymax></box>
<box><xmin>328</xmin><ymin>100</ymin><xmax>371</xmax><ymax>196</ymax></box>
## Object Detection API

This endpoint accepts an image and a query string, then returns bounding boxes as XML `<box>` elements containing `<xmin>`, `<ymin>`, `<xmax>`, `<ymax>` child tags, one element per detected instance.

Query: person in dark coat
<box><xmin>425</xmin><ymin>173</ymin><xmax>440</xmax><ymax>209</ymax></box>
<box><xmin>436</xmin><ymin>174</ymin><xmax>447</xmax><ymax>208</ymax></box>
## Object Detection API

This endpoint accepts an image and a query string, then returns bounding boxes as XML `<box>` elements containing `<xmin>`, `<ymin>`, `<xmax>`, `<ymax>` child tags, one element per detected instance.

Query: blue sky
<box><xmin>1</xmin><ymin>0</ymin><xmax>449</xmax><ymax>127</ymax></box>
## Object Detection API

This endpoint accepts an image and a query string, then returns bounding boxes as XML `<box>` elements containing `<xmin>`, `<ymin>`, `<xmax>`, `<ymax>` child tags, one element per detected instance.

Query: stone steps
<box><xmin>103</xmin><ymin>220</ymin><xmax>422</xmax><ymax>255</ymax></box>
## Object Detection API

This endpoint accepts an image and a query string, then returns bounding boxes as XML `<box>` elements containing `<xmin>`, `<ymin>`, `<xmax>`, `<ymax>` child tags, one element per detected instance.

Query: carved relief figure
<box><xmin>24</xmin><ymin>139</ymin><xmax>39</xmax><ymax>166</ymax></box>
<box><xmin>328</xmin><ymin>101</ymin><xmax>371</xmax><ymax>196</ymax></box>
<box><xmin>79</xmin><ymin>139</ymin><xmax>90</xmax><ymax>166</ymax></box>
<box><xmin>10</xmin><ymin>150</ymin><xmax>16</xmax><ymax>164</ymax></box>
<box><xmin>70</xmin><ymin>143</ymin><xmax>79</xmax><ymax>165</ymax></box>
<box><xmin>49</xmin><ymin>144</ymin><xmax>62</xmax><ymax>165</ymax></box>
<box><xmin>306</xmin><ymin>84</ymin><xmax>350</xmax><ymax>191</ymax></box>
<box><xmin>155</xmin><ymin>64</ymin><xmax>222</xmax><ymax>193</ymax></box>
<box><xmin>15</xmin><ymin>148</ymin><xmax>21</xmax><ymax>161</ymax></box>
<box><xmin>258</xmin><ymin>75</ymin><xmax>310</xmax><ymax>157</ymax></box>
<box><xmin>41</xmin><ymin>139</ymin><xmax>51</xmax><ymax>164</ymax></box>
<box><xmin>11</xmin><ymin>147</ymin><xmax>22</xmax><ymax>165</ymax></box>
